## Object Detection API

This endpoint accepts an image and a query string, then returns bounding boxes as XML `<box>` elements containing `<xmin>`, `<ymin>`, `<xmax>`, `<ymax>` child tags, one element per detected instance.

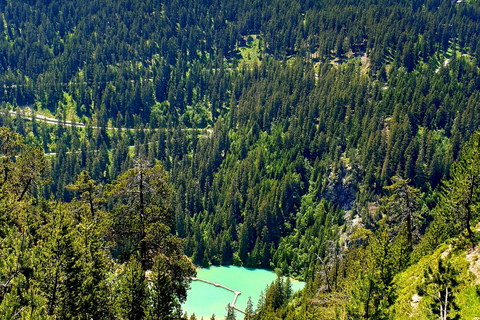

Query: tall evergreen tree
<box><xmin>148</xmin><ymin>236</ymin><xmax>196</xmax><ymax>319</ymax></box>
<box><xmin>345</xmin><ymin>223</ymin><xmax>397</xmax><ymax>319</ymax></box>
<box><xmin>113</xmin><ymin>257</ymin><xmax>148</xmax><ymax>320</ymax></box>
<box><xmin>244</xmin><ymin>296</ymin><xmax>254</xmax><ymax>320</ymax></box>
<box><xmin>439</xmin><ymin>130</ymin><xmax>480</xmax><ymax>244</ymax></box>
<box><xmin>106</xmin><ymin>157</ymin><xmax>173</xmax><ymax>270</ymax></box>
<box><xmin>417</xmin><ymin>258</ymin><xmax>461</xmax><ymax>320</ymax></box>
<box><xmin>382</xmin><ymin>176</ymin><xmax>423</xmax><ymax>252</ymax></box>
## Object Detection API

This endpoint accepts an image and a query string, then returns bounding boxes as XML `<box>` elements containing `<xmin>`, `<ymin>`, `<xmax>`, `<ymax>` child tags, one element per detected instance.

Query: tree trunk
<box><xmin>139</xmin><ymin>170</ymin><xmax>147</xmax><ymax>271</ymax></box>
<box><xmin>466</xmin><ymin>175</ymin><xmax>475</xmax><ymax>244</ymax></box>
<box><xmin>17</xmin><ymin>177</ymin><xmax>32</xmax><ymax>201</ymax></box>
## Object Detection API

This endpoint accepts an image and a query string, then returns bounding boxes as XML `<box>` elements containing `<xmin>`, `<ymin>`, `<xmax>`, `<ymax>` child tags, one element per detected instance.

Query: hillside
<box><xmin>1</xmin><ymin>0</ymin><xmax>480</xmax><ymax>319</ymax></box>
<box><xmin>393</xmin><ymin>241</ymin><xmax>480</xmax><ymax>319</ymax></box>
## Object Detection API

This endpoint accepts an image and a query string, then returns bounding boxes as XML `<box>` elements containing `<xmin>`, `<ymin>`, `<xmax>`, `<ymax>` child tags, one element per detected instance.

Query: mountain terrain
<box><xmin>1</xmin><ymin>0</ymin><xmax>480</xmax><ymax>318</ymax></box>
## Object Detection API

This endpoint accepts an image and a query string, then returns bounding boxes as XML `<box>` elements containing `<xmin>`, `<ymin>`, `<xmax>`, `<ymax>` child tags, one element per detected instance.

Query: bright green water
<box><xmin>182</xmin><ymin>266</ymin><xmax>305</xmax><ymax>319</ymax></box>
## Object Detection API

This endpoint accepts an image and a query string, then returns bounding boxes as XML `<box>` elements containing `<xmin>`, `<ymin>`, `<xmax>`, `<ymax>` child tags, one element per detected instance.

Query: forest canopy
<box><xmin>1</xmin><ymin>0</ymin><xmax>480</xmax><ymax>318</ymax></box>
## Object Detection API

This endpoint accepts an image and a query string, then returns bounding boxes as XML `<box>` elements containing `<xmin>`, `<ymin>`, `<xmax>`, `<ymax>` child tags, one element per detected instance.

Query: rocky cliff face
<box><xmin>321</xmin><ymin>158</ymin><xmax>360</xmax><ymax>211</ymax></box>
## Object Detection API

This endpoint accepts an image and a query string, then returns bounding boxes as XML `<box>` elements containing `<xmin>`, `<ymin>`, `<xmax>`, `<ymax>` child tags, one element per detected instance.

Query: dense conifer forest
<box><xmin>1</xmin><ymin>0</ymin><xmax>480</xmax><ymax>318</ymax></box>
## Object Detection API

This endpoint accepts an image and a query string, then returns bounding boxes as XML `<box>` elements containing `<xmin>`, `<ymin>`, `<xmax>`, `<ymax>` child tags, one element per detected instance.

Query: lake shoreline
<box><xmin>183</xmin><ymin>266</ymin><xmax>305</xmax><ymax>320</ymax></box>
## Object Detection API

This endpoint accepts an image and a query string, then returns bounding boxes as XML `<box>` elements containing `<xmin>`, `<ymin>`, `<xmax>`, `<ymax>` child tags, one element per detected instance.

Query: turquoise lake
<box><xmin>182</xmin><ymin>266</ymin><xmax>305</xmax><ymax>319</ymax></box>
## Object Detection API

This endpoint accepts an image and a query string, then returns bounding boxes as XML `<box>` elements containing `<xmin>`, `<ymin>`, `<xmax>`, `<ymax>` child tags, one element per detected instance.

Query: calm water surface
<box><xmin>182</xmin><ymin>266</ymin><xmax>304</xmax><ymax>319</ymax></box>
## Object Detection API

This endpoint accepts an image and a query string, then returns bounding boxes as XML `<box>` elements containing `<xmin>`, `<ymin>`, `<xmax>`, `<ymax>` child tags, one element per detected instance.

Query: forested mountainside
<box><xmin>1</xmin><ymin>0</ymin><xmax>480</xmax><ymax>318</ymax></box>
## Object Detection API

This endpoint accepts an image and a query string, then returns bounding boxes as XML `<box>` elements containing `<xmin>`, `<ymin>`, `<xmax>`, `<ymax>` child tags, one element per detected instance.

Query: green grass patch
<box><xmin>457</xmin><ymin>285</ymin><xmax>480</xmax><ymax>319</ymax></box>
<box><xmin>237</xmin><ymin>35</ymin><xmax>262</xmax><ymax>68</ymax></box>
<box><xmin>392</xmin><ymin>242</ymin><xmax>480</xmax><ymax>319</ymax></box>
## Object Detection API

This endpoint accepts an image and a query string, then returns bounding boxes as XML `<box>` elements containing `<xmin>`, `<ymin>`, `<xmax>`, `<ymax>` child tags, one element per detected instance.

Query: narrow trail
<box><xmin>2</xmin><ymin>78</ymin><xmax>153</xmax><ymax>90</ymax></box>
<box><xmin>8</xmin><ymin>109</ymin><xmax>89</xmax><ymax>128</ymax></box>
<box><xmin>5</xmin><ymin>108</ymin><xmax>214</xmax><ymax>137</ymax></box>
<box><xmin>4</xmin><ymin>107</ymin><xmax>214</xmax><ymax>157</ymax></box>
<box><xmin>191</xmin><ymin>277</ymin><xmax>253</xmax><ymax>316</ymax></box>
<box><xmin>435</xmin><ymin>54</ymin><xmax>470</xmax><ymax>73</ymax></box>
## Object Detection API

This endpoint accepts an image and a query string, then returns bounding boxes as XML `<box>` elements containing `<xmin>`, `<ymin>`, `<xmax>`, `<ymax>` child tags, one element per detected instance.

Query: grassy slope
<box><xmin>393</xmin><ymin>238</ymin><xmax>480</xmax><ymax>319</ymax></box>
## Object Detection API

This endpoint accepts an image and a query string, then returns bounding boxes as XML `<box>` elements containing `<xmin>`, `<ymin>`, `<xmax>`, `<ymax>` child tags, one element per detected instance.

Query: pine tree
<box><xmin>226</xmin><ymin>303</ymin><xmax>236</xmax><ymax>320</ymax></box>
<box><xmin>107</xmin><ymin>157</ymin><xmax>195</xmax><ymax>319</ymax></box>
<box><xmin>284</xmin><ymin>277</ymin><xmax>293</xmax><ymax>302</ymax></box>
<box><xmin>36</xmin><ymin>201</ymin><xmax>79</xmax><ymax>317</ymax></box>
<box><xmin>65</xmin><ymin>201</ymin><xmax>113</xmax><ymax>319</ymax></box>
<box><xmin>345</xmin><ymin>222</ymin><xmax>397</xmax><ymax>319</ymax></box>
<box><xmin>244</xmin><ymin>296</ymin><xmax>254</xmax><ymax>320</ymax></box>
<box><xmin>417</xmin><ymin>258</ymin><xmax>461</xmax><ymax>320</ymax></box>
<box><xmin>439</xmin><ymin>130</ymin><xmax>480</xmax><ymax>244</ymax></box>
<box><xmin>382</xmin><ymin>176</ymin><xmax>422</xmax><ymax>252</ymax></box>
<box><xmin>114</xmin><ymin>257</ymin><xmax>147</xmax><ymax>320</ymax></box>
<box><xmin>0</xmin><ymin>224</ymin><xmax>47</xmax><ymax>318</ymax></box>
<box><xmin>264</xmin><ymin>276</ymin><xmax>285</xmax><ymax>311</ymax></box>
<box><xmin>0</xmin><ymin>127</ymin><xmax>49</xmax><ymax>317</ymax></box>
<box><xmin>147</xmin><ymin>236</ymin><xmax>196</xmax><ymax>319</ymax></box>
<box><xmin>106</xmin><ymin>157</ymin><xmax>173</xmax><ymax>270</ymax></box>
<box><xmin>66</xmin><ymin>170</ymin><xmax>105</xmax><ymax>221</ymax></box>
